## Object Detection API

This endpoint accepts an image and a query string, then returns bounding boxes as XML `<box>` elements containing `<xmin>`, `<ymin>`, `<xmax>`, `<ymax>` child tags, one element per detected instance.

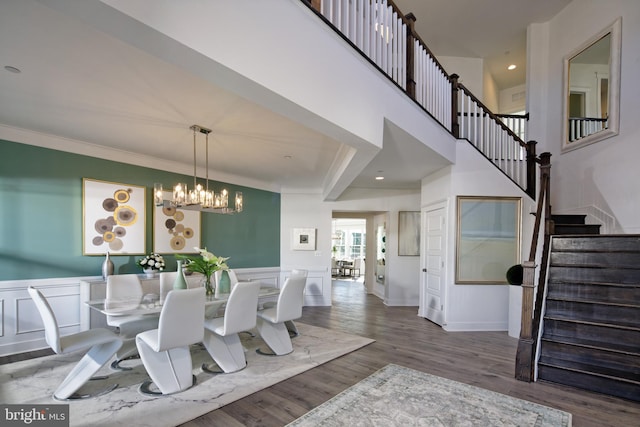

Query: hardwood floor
<box><xmin>3</xmin><ymin>279</ymin><xmax>637</xmax><ymax>426</ymax></box>
<box><xmin>184</xmin><ymin>279</ymin><xmax>640</xmax><ymax>427</ymax></box>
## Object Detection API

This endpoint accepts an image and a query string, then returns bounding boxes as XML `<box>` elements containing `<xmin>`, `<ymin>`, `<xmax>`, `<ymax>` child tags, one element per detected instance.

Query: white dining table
<box><xmin>86</xmin><ymin>286</ymin><xmax>280</xmax><ymax>317</ymax></box>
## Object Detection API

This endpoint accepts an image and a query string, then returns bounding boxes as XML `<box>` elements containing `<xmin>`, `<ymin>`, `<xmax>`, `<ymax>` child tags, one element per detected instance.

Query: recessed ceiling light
<box><xmin>284</xmin><ymin>155</ymin><xmax>292</xmax><ymax>160</ymax></box>
<box><xmin>4</xmin><ymin>65</ymin><xmax>21</xmax><ymax>73</ymax></box>
<box><xmin>375</xmin><ymin>176</ymin><xmax>385</xmax><ymax>180</ymax></box>
<box><xmin>507</xmin><ymin>64</ymin><xmax>517</xmax><ymax>71</ymax></box>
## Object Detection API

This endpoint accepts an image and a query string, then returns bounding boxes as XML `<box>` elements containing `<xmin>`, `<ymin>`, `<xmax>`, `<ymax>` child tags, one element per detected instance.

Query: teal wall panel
<box><xmin>0</xmin><ymin>140</ymin><xmax>280</xmax><ymax>280</ymax></box>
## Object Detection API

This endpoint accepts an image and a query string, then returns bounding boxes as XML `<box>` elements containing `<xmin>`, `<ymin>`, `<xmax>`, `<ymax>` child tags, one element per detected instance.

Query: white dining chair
<box><xmin>136</xmin><ymin>287</ymin><xmax>205</xmax><ymax>395</ymax></box>
<box><xmin>255</xmin><ymin>269</ymin><xmax>308</xmax><ymax>356</ymax></box>
<box><xmin>351</xmin><ymin>258</ymin><xmax>362</xmax><ymax>277</ymax></box>
<box><xmin>106</xmin><ymin>274</ymin><xmax>159</xmax><ymax>370</ymax></box>
<box><xmin>27</xmin><ymin>286</ymin><xmax>123</xmax><ymax>400</ymax></box>
<box><xmin>159</xmin><ymin>271</ymin><xmax>177</xmax><ymax>304</ymax></box>
<box><xmin>202</xmin><ymin>281</ymin><xmax>261</xmax><ymax>374</ymax></box>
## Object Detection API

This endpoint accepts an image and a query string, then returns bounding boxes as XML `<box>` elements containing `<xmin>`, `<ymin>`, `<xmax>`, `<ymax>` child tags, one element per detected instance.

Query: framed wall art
<box><xmin>83</xmin><ymin>178</ymin><xmax>146</xmax><ymax>255</ymax></box>
<box><xmin>292</xmin><ymin>228</ymin><xmax>316</xmax><ymax>251</ymax></box>
<box><xmin>455</xmin><ymin>196</ymin><xmax>521</xmax><ymax>284</ymax></box>
<box><xmin>398</xmin><ymin>211</ymin><xmax>420</xmax><ymax>256</ymax></box>
<box><xmin>153</xmin><ymin>192</ymin><xmax>201</xmax><ymax>254</ymax></box>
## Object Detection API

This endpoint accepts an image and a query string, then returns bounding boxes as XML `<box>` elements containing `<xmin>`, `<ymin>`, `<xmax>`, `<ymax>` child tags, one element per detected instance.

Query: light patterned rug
<box><xmin>0</xmin><ymin>323</ymin><xmax>373</xmax><ymax>427</ymax></box>
<box><xmin>287</xmin><ymin>364</ymin><xmax>572</xmax><ymax>427</ymax></box>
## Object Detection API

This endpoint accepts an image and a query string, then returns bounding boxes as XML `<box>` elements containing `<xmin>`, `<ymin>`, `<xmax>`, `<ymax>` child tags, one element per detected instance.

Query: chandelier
<box><xmin>154</xmin><ymin>125</ymin><xmax>243</xmax><ymax>214</ymax></box>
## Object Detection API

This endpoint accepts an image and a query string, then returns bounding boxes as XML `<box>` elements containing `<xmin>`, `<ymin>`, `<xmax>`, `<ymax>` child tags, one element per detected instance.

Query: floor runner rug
<box><xmin>0</xmin><ymin>323</ymin><xmax>374</xmax><ymax>427</ymax></box>
<box><xmin>287</xmin><ymin>363</ymin><xmax>572</xmax><ymax>427</ymax></box>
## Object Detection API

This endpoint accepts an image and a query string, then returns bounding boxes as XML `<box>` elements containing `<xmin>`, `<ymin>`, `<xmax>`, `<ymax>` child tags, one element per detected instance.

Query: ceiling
<box><xmin>394</xmin><ymin>0</ymin><xmax>572</xmax><ymax>90</ymax></box>
<box><xmin>0</xmin><ymin>0</ymin><xmax>571</xmax><ymax>199</ymax></box>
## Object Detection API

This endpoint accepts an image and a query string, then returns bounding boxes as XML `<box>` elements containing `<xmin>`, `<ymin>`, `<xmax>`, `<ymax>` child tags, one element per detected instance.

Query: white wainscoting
<box><xmin>0</xmin><ymin>267</ymin><xmax>282</xmax><ymax>357</ymax></box>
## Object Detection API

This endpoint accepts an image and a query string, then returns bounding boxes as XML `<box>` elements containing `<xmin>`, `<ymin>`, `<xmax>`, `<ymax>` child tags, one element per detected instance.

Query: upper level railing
<box><xmin>304</xmin><ymin>0</ymin><xmax>536</xmax><ymax>198</ymax></box>
<box><xmin>497</xmin><ymin>113</ymin><xmax>528</xmax><ymax>142</ymax></box>
<box><xmin>568</xmin><ymin>116</ymin><xmax>608</xmax><ymax>142</ymax></box>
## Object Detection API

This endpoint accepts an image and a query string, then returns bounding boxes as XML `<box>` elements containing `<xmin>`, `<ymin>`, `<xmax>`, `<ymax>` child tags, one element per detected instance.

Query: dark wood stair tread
<box><xmin>544</xmin><ymin>313</ymin><xmax>640</xmax><ymax>330</ymax></box>
<box><xmin>540</xmin><ymin>334</ymin><xmax>640</xmax><ymax>355</ymax></box>
<box><xmin>538</xmin><ymin>356</ymin><xmax>640</xmax><ymax>384</ymax></box>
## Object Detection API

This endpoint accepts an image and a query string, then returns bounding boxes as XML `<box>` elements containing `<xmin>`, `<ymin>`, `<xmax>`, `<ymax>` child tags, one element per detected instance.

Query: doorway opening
<box><xmin>331</xmin><ymin>218</ymin><xmax>366</xmax><ymax>280</ymax></box>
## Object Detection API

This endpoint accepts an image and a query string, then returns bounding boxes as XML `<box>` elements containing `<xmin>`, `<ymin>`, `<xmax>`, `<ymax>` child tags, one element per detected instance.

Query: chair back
<box><xmin>159</xmin><ymin>271</ymin><xmax>177</xmax><ymax>303</ymax></box>
<box><xmin>27</xmin><ymin>287</ymin><xmax>61</xmax><ymax>353</ymax></box>
<box><xmin>157</xmin><ymin>287</ymin><xmax>205</xmax><ymax>351</ymax></box>
<box><xmin>222</xmin><ymin>281</ymin><xmax>261</xmax><ymax>335</ymax></box>
<box><xmin>275</xmin><ymin>269</ymin><xmax>308</xmax><ymax>323</ymax></box>
<box><xmin>106</xmin><ymin>274</ymin><xmax>143</xmax><ymax>300</ymax></box>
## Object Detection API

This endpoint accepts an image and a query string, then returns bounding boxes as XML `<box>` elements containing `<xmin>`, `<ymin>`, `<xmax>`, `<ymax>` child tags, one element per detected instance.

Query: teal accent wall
<box><xmin>0</xmin><ymin>140</ymin><xmax>280</xmax><ymax>280</ymax></box>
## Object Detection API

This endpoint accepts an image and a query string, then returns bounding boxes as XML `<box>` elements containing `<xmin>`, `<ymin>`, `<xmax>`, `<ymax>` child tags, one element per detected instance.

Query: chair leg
<box><xmin>111</xmin><ymin>339</ymin><xmax>139</xmax><ymax>370</ymax></box>
<box><xmin>53</xmin><ymin>340</ymin><xmax>122</xmax><ymax>400</ymax></box>
<box><xmin>202</xmin><ymin>330</ymin><xmax>247</xmax><ymax>374</ymax></box>
<box><xmin>285</xmin><ymin>320</ymin><xmax>299</xmax><ymax>338</ymax></box>
<box><xmin>255</xmin><ymin>318</ymin><xmax>293</xmax><ymax>356</ymax></box>
<box><xmin>136</xmin><ymin>338</ymin><xmax>195</xmax><ymax>395</ymax></box>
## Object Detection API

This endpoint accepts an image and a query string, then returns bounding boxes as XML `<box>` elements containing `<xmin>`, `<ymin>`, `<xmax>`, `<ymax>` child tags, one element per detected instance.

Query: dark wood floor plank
<box><xmin>3</xmin><ymin>279</ymin><xmax>638</xmax><ymax>426</ymax></box>
<box><xmin>183</xmin><ymin>279</ymin><xmax>639</xmax><ymax>427</ymax></box>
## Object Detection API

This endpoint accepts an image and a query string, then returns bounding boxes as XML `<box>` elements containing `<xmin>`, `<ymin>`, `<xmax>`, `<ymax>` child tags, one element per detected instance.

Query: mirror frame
<box><xmin>562</xmin><ymin>17</ymin><xmax>622</xmax><ymax>152</ymax></box>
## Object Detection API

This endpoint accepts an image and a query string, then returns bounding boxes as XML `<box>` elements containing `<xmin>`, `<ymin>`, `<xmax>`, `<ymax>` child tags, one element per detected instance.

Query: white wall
<box><xmin>280</xmin><ymin>193</ymin><xmax>333</xmax><ymax>306</ymax></box>
<box><xmin>528</xmin><ymin>0</ymin><xmax>640</xmax><ymax>233</ymax></box>
<box><xmin>499</xmin><ymin>84</ymin><xmax>527</xmax><ymax>114</ymax></box>
<box><xmin>483</xmin><ymin>62</ymin><xmax>500</xmax><ymax>112</ymax></box>
<box><xmin>439</xmin><ymin>56</ymin><xmax>484</xmax><ymax>99</ymax></box>
<box><xmin>281</xmin><ymin>188</ymin><xmax>421</xmax><ymax>307</ymax></box>
<box><xmin>421</xmin><ymin>140</ymin><xmax>535</xmax><ymax>331</ymax></box>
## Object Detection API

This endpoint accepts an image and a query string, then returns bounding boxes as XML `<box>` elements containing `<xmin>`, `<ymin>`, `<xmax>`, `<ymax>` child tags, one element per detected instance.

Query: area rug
<box><xmin>287</xmin><ymin>364</ymin><xmax>572</xmax><ymax>427</ymax></box>
<box><xmin>0</xmin><ymin>323</ymin><xmax>374</xmax><ymax>427</ymax></box>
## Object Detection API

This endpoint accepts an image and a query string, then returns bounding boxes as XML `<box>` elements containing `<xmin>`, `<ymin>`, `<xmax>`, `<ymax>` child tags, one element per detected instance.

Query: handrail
<box><xmin>515</xmin><ymin>152</ymin><xmax>552</xmax><ymax>382</ymax></box>
<box><xmin>453</xmin><ymin>79</ymin><xmax>536</xmax><ymax>197</ymax></box>
<box><xmin>302</xmin><ymin>0</ymin><xmax>536</xmax><ymax>198</ymax></box>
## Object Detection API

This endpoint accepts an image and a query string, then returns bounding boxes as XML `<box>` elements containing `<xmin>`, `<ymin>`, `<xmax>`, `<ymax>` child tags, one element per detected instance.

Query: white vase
<box><xmin>143</xmin><ymin>268</ymin><xmax>156</xmax><ymax>279</ymax></box>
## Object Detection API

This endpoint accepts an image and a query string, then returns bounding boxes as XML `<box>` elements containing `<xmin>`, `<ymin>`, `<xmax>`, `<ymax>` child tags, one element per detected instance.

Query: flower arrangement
<box><xmin>136</xmin><ymin>253</ymin><xmax>166</xmax><ymax>271</ymax></box>
<box><xmin>179</xmin><ymin>247</ymin><xmax>229</xmax><ymax>295</ymax></box>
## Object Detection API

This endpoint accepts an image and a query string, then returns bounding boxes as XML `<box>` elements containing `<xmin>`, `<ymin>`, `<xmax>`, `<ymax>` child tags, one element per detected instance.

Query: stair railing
<box><xmin>515</xmin><ymin>152</ymin><xmax>553</xmax><ymax>382</ymax></box>
<box><xmin>451</xmin><ymin>76</ymin><xmax>536</xmax><ymax>197</ymax></box>
<box><xmin>496</xmin><ymin>112</ymin><xmax>529</xmax><ymax>142</ymax></box>
<box><xmin>303</xmin><ymin>0</ymin><xmax>537</xmax><ymax>198</ymax></box>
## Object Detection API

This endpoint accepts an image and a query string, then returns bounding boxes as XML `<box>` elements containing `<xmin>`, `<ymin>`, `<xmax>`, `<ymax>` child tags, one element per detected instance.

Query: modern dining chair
<box><xmin>202</xmin><ymin>281</ymin><xmax>261</xmax><ymax>374</ymax></box>
<box><xmin>159</xmin><ymin>271</ymin><xmax>177</xmax><ymax>304</ymax></box>
<box><xmin>106</xmin><ymin>274</ymin><xmax>159</xmax><ymax>370</ymax></box>
<box><xmin>27</xmin><ymin>286</ymin><xmax>123</xmax><ymax>400</ymax></box>
<box><xmin>136</xmin><ymin>287</ymin><xmax>205</xmax><ymax>395</ymax></box>
<box><xmin>331</xmin><ymin>258</ymin><xmax>339</xmax><ymax>277</ymax></box>
<box><xmin>351</xmin><ymin>258</ymin><xmax>362</xmax><ymax>278</ymax></box>
<box><xmin>255</xmin><ymin>269</ymin><xmax>308</xmax><ymax>356</ymax></box>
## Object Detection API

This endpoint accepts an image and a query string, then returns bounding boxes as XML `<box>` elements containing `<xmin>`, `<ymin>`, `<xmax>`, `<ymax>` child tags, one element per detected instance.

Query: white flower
<box><xmin>137</xmin><ymin>253</ymin><xmax>165</xmax><ymax>271</ymax></box>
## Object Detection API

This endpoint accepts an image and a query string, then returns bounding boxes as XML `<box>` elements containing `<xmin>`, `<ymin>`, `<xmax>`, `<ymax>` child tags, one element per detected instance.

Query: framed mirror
<box><xmin>562</xmin><ymin>17</ymin><xmax>621</xmax><ymax>152</ymax></box>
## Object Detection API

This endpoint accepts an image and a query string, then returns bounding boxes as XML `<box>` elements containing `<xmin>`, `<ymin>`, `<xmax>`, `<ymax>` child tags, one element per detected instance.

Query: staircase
<box><xmin>537</xmin><ymin>217</ymin><xmax>640</xmax><ymax>402</ymax></box>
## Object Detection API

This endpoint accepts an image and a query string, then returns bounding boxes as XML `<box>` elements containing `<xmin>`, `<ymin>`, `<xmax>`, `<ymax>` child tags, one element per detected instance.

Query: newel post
<box><xmin>404</xmin><ymin>13</ymin><xmax>417</xmax><ymax>100</ymax></box>
<box><xmin>450</xmin><ymin>74</ymin><xmax>460</xmax><ymax>138</ymax></box>
<box><xmin>525</xmin><ymin>140</ymin><xmax>537</xmax><ymax>198</ymax></box>
<box><xmin>515</xmin><ymin>260</ymin><xmax>536</xmax><ymax>381</ymax></box>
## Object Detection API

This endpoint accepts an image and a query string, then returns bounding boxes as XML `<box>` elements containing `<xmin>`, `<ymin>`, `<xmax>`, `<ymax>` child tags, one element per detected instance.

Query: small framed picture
<box><xmin>292</xmin><ymin>228</ymin><xmax>316</xmax><ymax>251</ymax></box>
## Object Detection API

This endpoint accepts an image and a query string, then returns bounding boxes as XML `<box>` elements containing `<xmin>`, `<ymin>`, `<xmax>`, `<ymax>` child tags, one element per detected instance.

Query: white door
<box><xmin>419</xmin><ymin>201</ymin><xmax>447</xmax><ymax>326</ymax></box>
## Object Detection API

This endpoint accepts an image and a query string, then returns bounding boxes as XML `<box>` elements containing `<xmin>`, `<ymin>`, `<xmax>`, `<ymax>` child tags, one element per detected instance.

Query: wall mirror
<box><xmin>562</xmin><ymin>17</ymin><xmax>621</xmax><ymax>152</ymax></box>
